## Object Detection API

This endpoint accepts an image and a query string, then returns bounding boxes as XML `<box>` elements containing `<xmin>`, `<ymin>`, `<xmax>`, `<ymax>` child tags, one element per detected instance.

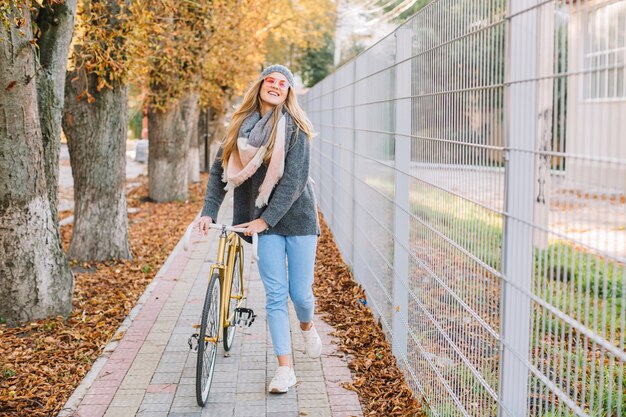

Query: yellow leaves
<box><xmin>0</xmin><ymin>176</ymin><xmax>208</xmax><ymax>417</ymax></box>
<box><xmin>196</xmin><ymin>0</ymin><xmax>270</xmax><ymax>108</ymax></box>
<box><xmin>263</xmin><ymin>0</ymin><xmax>336</xmax><ymax>66</ymax></box>
<box><xmin>201</xmin><ymin>0</ymin><xmax>335</xmax><ymax>109</ymax></box>
<box><xmin>127</xmin><ymin>0</ymin><xmax>218</xmax><ymax>111</ymax></box>
<box><xmin>66</xmin><ymin>0</ymin><xmax>334</xmax><ymax>112</ymax></box>
<box><xmin>96</xmin><ymin>78</ymin><xmax>111</xmax><ymax>92</ymax></box>
<box><xmin>75</xmin><ymin>89</ymin><xmax>96</xmax><ymax>103</ymax></box>
<box><xmin>342</xmin><ymin>380</ymin><xmax>360</xmax><ymax>391</ymax></box>
<box><xmin>313</xmin><ymin>213</ymin><xmax>424</xmax><ymax>417</ymax></box>
<box><xmin>70</xmin><ymin>0</ymin><xmax>132</xmax><ymax>98</ymax></box>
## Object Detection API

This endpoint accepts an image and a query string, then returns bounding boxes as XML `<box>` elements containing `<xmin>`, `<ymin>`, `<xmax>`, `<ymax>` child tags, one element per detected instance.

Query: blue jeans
<box><xmin>257</xmin><ymin>234</ymin><xmax>318</xmax><ymax>356</ymax></box>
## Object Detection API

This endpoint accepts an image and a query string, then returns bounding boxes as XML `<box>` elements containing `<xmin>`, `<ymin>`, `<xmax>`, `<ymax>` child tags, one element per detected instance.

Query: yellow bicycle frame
<box><xmin>205</xmin><ymin>230</ymin><xmax>245</xmax><ymax>344</ymax></box>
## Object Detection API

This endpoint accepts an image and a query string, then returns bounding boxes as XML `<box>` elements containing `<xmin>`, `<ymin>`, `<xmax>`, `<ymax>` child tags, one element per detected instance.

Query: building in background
<box><xmin>566</xmin><ymin>0</ymin><xmax>626</xmax><ymax>192</ymax></box>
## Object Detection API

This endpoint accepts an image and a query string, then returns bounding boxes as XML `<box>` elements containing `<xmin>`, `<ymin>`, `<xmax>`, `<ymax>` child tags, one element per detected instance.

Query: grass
<box><xmin>1</xmin><ymin>369</ymin><xmax>15</xmax><ymax>380</ymax></box>
<box><xmin>529</xmin><ymin>340</ymin><xmax>625</xmax><ymax>417</ymax></box>
<box><xmin>365</xmin><ymin>176</ymin><xmax>504</xmax><ymax>270</ymax></box>
<box><xmin>536</xmin><ymin>242</ymin><xmax>623</xmax><ymax>299</ymax></box>
<box><xmin>534</xmin><ymin>242</ymin><xmax>623</xmax><ymax>344</ymax></box>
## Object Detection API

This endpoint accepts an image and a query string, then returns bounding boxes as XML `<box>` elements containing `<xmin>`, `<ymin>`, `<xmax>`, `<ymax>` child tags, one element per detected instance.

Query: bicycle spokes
<box><xmin>203</xmin><ymin>301</ymin><xmax>219</xmax><ymax>351</ymax></box>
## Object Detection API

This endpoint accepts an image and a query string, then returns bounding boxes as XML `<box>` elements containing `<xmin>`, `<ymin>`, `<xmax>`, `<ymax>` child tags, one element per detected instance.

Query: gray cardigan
<box><xmin>201</xmin><ymin>124</ymin><xmax>321</xmax><ymax>244</ymax></box>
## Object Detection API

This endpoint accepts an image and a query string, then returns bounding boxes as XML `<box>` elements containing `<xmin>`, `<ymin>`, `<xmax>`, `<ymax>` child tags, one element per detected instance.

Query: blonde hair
<box><xmin>221</xmin><ymin>77</ymin><xmax>314</xmax><ymax>170</ymax></box>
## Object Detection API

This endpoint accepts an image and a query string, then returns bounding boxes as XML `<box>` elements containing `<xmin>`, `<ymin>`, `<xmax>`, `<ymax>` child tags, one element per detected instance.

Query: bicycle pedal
<box><xmin>188</xmin><ymin>333</ymin><xmax>199</xmax><ymax>351</ymax></box>
<box><xmin>234</xmin><ymin>308</ymin><xmax>256</xmax><ymax>327</ymax></box>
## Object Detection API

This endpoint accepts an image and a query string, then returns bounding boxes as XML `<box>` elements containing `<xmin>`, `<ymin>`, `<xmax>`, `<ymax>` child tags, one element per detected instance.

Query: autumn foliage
<box><xmin>0</xmin><ymin>180</ymin><xmax>424</xmax><ymax>417</ymax></box>
<box><xmin>0</xmin><ymin>1</ymin><xmax>431</xmax><ymax>417</ymax></box>
<box><xmin>0</xmin><ymin>177</ymin><xmax>205</xmax><ymax>417</ymax></box>
<box><xmin>314</xmin><ymin>215</ymin><xmax>425</xmax><ymax>417</ymax></box>
<box><xmin>132</xmin><ymin>0</ymin><xmax>335</xmax><ymax>112</ymax></box>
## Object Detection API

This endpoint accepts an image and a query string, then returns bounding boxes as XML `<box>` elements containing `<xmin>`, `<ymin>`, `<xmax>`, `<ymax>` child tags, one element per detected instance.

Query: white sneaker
<box><xmin>300</xmin><ymin>322</ymin><xmax>323</xmax><ymax>358</ymax></box>
<box><xmin>268</xmin><ymin>366</ymin><xmax>297</xmax><ymax>393</ymax></box>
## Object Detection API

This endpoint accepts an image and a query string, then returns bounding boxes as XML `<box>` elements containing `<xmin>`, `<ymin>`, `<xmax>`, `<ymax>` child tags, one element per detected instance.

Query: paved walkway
<box><xmin>59</xmin><ymin>193</ymin><xmax>364</xmax><ymax>417</ymax></box>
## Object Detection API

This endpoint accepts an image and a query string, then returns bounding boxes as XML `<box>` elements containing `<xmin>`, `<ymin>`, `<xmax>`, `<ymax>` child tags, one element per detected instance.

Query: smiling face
<box><xmin>259</xmin><ymin>72</ymin><xmax>290</xmax><ymax>109</ymax></box>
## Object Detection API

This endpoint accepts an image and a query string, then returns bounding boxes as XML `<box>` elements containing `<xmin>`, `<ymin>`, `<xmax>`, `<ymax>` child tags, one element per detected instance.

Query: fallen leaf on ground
<box><xmin>313</xmin><ymin>213</ymin><xmax>424</xmax><ymax>417</ymax></box>
<box><xmin>0</xmin><ymin>176</ymin><xmax>205</xmax><ymax>417</ymax></box>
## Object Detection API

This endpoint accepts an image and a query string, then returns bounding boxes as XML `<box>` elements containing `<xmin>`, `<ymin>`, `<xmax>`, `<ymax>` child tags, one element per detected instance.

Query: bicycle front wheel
<box><xmin>223</xmin><ymin>247</ymin><xmax>242</xmax><ymax>351</ymax></box>
<box><xmin>196</xmin><ymin>272</ymin><xmax>221</xmax><ymax>407</ymax></box>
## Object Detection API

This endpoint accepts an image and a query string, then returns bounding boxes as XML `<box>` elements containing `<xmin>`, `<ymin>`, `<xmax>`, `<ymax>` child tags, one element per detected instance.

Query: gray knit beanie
<box><xmin>260</xmin><ymin>64</ymin><xmax>295</xmax><ymax>88</ymax></box>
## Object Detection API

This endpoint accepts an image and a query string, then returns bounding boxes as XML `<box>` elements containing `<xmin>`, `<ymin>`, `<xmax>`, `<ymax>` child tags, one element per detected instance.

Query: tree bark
<box><xmin>197</xmin><ymin>103</ymin><xmax>228</xmax><ymax>172</ymax></box>
<box><xmin>188</xmin><ymin>98</ymin><xmax>200</xmax><ymax>184</ymax></box>
<box><xmin>207</xmin><ymin>104</ymin><xmax>228</xmax><ymax>166</ymax></box>
<box><xmin>62</xmin><ymin>69</ymin><xmax>131</xmax><ymax>261</ymax></box>
<box><xmin>148</xmin><ymin>91</ymin><xmax>198</xmax><ymax>202</ymax></box>
<box><xmin>36</xmin><ymin>0</ymin><xmax>79</xmax><ymax>223</ymax></box>
<box><xmin>198</xmin><ymin>108</ymin><xmax>210</xmax><ymax>172</ymax></box>
<box><xmin>0</xmin><ymin>4</ymin><xmax>74</xmax><ymax>326</ymax></box>
<box><xmin>61</xmin><ymin>0</ymin><xmax>131</xmax><ymax>261</ymax></box>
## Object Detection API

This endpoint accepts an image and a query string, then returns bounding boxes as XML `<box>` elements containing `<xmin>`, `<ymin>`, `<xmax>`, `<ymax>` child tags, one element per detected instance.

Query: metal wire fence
<box><xmin>300</xmin><ymin>1</ymin><xmax>626</xmax><ymax>416</ymax></box>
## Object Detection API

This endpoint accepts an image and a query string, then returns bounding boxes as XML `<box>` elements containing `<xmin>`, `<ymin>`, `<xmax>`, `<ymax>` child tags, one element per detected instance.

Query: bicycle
<box><xmin>183</xmin><ymin>221</ymin><xmax>259</xmax><ymax>407</ymax></box>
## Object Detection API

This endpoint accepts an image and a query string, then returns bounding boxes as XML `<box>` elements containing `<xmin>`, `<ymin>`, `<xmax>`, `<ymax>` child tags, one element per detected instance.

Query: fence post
<box><xmin>351</xmin><ymin>61</ymin><xmax>358</xmax><ymax>272</ymax></box>
<box><xmin>533</xmin><ymin>3</ymin><xmax>554</xmax><ymax>250</ymax></box>
<box><xmin>331</xmin><ymin>76</ymin><xmax>337</xmax><ymax>232</ymax></box>
<box><xmin>317</xmin><ymin>87</ymin><xmax>323</xmax><ymax>204</ymax></box>
<box><xmin>392</xmin><ymin>27</ymin><xmax>412</xmax><ymax>360</ymax></box>
<box><xmin>499</xmin><ymin>1</ymin><xmax>537</xmax><ymax>415</ymax></box>
<box><xmin>343</xmin><ymin>62</ymin><xmax>354</xmax><ymax>267</ymax></box>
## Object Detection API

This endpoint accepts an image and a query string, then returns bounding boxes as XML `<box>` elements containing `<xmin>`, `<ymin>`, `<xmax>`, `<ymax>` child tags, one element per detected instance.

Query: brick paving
<box><xmin>59</xmin><ymin>192</ymin><xmax>363</xmax><ymax>417</ymax></box>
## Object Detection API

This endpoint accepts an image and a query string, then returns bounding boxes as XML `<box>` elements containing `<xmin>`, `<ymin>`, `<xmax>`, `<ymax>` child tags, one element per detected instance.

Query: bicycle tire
<box><xmin>223</xmin><ymin>248</ymin><xmax>242</xmax><ymax>351</ymax></box>
<box><xmin>196</xmin><ymin>272</ymin><xmax>221</xmax><ymax>407</ymax></box>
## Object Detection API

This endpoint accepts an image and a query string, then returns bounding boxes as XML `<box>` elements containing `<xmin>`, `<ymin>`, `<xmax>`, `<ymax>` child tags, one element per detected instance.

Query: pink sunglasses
<box><xmin>263</xmin><ymin>76</ymin><xmax>290</xmax><ymax>91</ymax></box>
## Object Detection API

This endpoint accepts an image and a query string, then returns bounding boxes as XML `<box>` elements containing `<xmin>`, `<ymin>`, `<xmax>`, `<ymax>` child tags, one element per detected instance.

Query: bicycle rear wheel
<box><xmin>196</xmin><ymin>272</ymin><xmax>221</xmax><ymax>407</ymax></box>
<box><xmin>223</xmin><ymin>248</ymin><xmax>242</xmax><ymax>351</ymax></box>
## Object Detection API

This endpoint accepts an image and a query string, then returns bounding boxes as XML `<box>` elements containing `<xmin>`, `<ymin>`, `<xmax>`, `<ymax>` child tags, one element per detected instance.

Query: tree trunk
<box><xmin>197</xmin><ymin>106</ymin><xmax>225</xmax><ymax>172</ymax></box>
<box><xmin>148</xmin><ymin>91</ymin><xmax>198</xmax><ymax>202</ymax></box>
<box><xmin>207</xmin><ymin>105</ymin><xmax>228</xmax><ymax>166</ymax></box>
<box><xmin>196</xmin><ymin>104</ymin><xmax>227</xmax><ymax>172</ymax></box>
<box><xmin>188</xmin><ymin>98</ymin><xmax>200</xmax><ymax>183</ymax></box>
<box><xmin>0</xmin><ymin>4</ymin><xmax>74</xmax><ymax>326</ymax></box>
<box><xmin>62</xmin><ymin>69</ymin><xmax>131</xmax><ymax>261</ymax></box>
<box><xmin>198</xmin><ymin>108</ymin><xmax>210</xmax><ymax>172</ymax></box>
<box><xmin>36</xmin><ymin>0</ymin><xmax>79</xmax><ymax>223</ymax></box>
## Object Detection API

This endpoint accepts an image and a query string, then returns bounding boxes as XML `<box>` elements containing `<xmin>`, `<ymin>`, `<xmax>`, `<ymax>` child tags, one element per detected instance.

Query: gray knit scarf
<box><xmin>222</xmin><ymin>108</ymin><xmax>292</xmax><ymax>208</ymax></box>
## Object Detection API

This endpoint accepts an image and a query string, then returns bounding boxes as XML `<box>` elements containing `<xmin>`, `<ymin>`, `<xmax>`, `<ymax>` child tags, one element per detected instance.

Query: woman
<box><xmin>197</xmin><ymin>64</ymin><xmax>322</xmax><ymax>394</ymax></box>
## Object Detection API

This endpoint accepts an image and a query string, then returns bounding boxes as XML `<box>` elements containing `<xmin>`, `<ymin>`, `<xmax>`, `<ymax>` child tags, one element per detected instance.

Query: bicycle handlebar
<box><xmin>182</xmin><ymin>221</ymin><xmax>259</xmax><ymax>261</ymax></box>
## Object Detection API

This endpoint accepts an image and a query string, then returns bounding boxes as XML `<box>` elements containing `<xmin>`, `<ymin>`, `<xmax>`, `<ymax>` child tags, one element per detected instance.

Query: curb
<box><xmin>57</xmin><ymin>220</ymin><xmax>192</xmax><ymax>417</ymax></box>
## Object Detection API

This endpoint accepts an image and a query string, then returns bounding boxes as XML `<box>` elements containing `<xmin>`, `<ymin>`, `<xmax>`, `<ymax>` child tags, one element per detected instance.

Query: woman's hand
<box><xmin>234</xmin><ymin>218</ymin><xmax>269</xmax><ymax>236</ymax></box>
<box><xmin>197</xmin><ymin>216</ymin><xmax>213</xmax><ymax>235</ymax></box>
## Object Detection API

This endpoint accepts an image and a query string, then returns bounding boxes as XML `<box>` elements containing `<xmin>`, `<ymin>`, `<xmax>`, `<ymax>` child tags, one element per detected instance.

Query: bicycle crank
<box><xmin>234</xmin><ymin>308</ymin><xmax>256</xmax><ymax>327</ymax></box>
